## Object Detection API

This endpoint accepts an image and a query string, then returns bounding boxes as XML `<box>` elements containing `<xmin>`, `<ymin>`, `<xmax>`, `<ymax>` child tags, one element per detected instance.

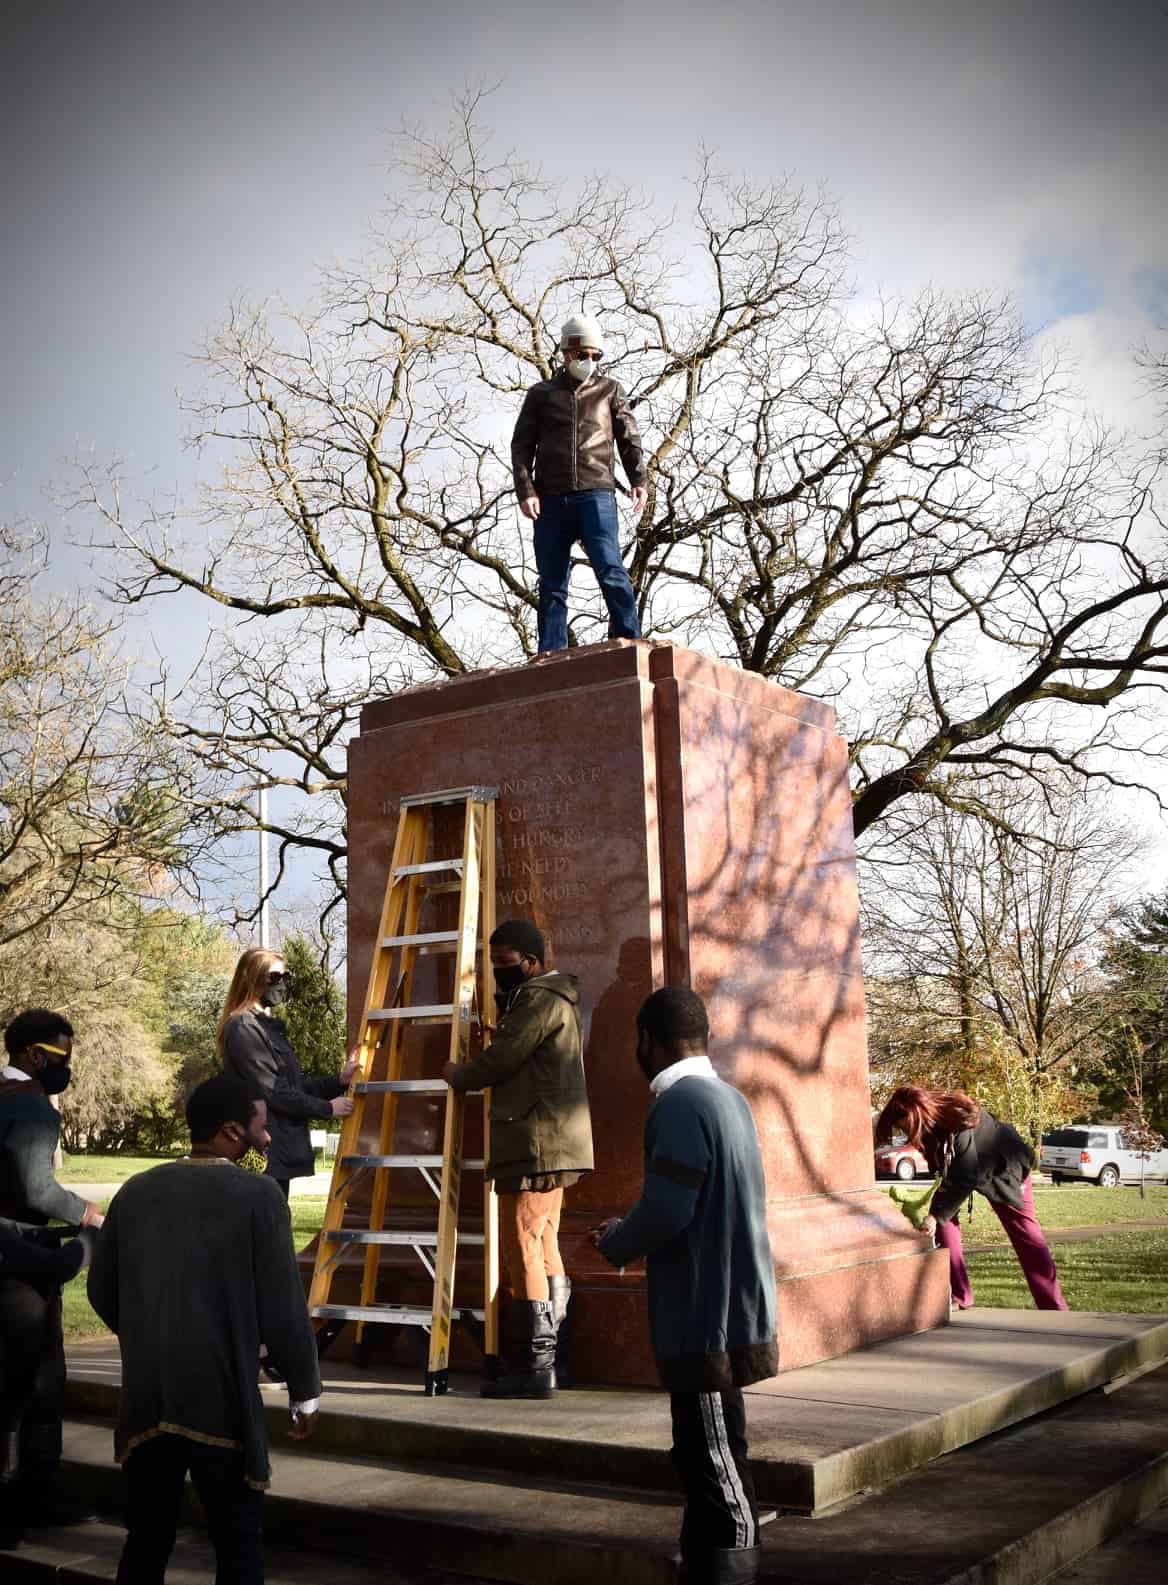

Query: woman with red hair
<box><xmin>875</xmin><ymin>1085</ymin><xmax>1067</xmax><ymax>1311</ymax></box>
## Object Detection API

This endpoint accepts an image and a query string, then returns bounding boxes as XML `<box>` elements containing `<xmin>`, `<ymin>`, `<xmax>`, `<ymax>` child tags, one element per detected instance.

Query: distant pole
<box><xmin>258</xmin><ymin>785</ymin><xmax>271</xmax><ymax>948</ymax></box>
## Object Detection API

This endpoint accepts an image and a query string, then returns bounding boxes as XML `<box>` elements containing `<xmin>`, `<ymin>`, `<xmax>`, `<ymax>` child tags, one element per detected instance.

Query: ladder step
<box><xmin>398</xmin><ymin>785</ymin><xmax>498</xmax><ymax>808</ymax></box>
<box><xmin>395</xmin><ymin>859</ymin><xmax>463</xmax><ymax>877</ymax></box>
<box><xmin>312</xmin><ymin>1303</ymin><xmax>486</xmax><ymax>1326</ymax></box>
<box><xmin>325</xmin><ymin>1230</ymin><xmax>486</xmax><ymax>1246</ymax></box>
<box><xmin>368</xmin><ymin>1003</ymin><xmax>455</xmax><ymax>1021</ymax></box>
<box><xmin>354</xmin><ymin>1079</ymin><xmax>482</xmax><ymax>1095</ymax></box>
<box><xmin>341</xmin><ymin>1154</ymin><xmax>486</xmax><ymax>1170</ymax></box>
<box><xmin>381</xmin><ymin>930</ymin><xmax>459</xmax><ymax>948</ymax></box>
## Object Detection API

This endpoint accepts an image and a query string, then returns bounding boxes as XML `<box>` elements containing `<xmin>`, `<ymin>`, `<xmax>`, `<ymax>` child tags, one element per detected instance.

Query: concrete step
<box><xmin>1</xmin><ymin>1519</ymin><xmax>487</xmax><ymax>1583</ymax></box>
<box><xmin>1042</xmin><ymin>1500</ymin><xmax>1168</xmax><ymax>1584</ymax></box>
<box><xmin>57</xmin><ymin>1417</ymin><xmax>682</xmax><ymax>1585</ymax></box>
<box><xmin>65</xmin><ymin>1310</ymin><xmax>1168</xmax><ymax>1515</ymax></box>
<box><xmin>53</xmin><ymin>1361</ymin><xmax>1168</xmax><ymax>1585</ymax></box>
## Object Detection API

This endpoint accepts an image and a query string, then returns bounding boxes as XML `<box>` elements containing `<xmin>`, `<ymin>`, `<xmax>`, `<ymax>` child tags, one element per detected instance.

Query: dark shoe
<box><xmin>480</xmin><ymin>1300</ymin><xmax>557</xmax><ymax>1399</ymax></box>
<box><xmin>711</xmin><ymin>1545</ymin><xmax>762</xmax><ymax>1583</ymax></box>
<box><xmin>0</xmin><ymin>1427</ymin><xmax>22</xmax><ymax>1549</ymax></box>
<box><xmin>18</xmin><ymin>1483</ymin><xmax>99</xmax><ymax>1528</ymax></box>
<box><xmin>547</xmin><ymin>1274</ymin><xmax>575</xmax><ymax>1388</ymax></box>
<box><xmin>15</xmin><ymin>1423</ymin><xmax>98</xmax><ymax>1528</ymax></box>
<box><xmin>680</xmin><ymin>1546</ymin><xmax>762</xmax><ymax>1585</ymax></box>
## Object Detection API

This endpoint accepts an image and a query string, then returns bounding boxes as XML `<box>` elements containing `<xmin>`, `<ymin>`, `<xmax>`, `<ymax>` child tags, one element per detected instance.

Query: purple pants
<box><xmin>935</xmin><ymin>1176</ymin><xmax>1068</xmax><ymax>1310</ymax></box>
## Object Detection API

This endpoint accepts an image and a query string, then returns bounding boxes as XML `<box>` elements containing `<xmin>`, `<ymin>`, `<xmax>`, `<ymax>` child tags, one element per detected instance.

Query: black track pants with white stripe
<box><xmin>669</xmin><ymin>1388</ymin><xmax>759</xmax><ymax>1558</ymax></box>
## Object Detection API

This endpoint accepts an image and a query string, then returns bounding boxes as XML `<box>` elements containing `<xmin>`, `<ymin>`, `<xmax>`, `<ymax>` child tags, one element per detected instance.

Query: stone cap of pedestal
<box><xmin>359</xmin><ymin>639</ymin><xmax>837</xmax><ymax>736</ymax></box>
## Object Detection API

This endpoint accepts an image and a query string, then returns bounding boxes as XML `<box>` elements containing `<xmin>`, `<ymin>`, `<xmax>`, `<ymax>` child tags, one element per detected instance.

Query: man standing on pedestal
<box><xmin>511</xmin><ymin>313</ymin><xmax>648</xmax><ymax>652</ymax></box>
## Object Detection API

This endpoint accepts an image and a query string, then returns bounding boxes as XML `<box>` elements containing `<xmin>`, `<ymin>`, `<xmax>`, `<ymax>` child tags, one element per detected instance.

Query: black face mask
<box><xmin>40</xmin><ymin>1065</ymin><xmax>72</xmax><ymax>1096</ymax></box>
<box><xmin>262</xmin><ymin>981</ymin><xmax>290</xmax><ymax>1009</ymax></box>
<box><xmin>493</xmin><ymin>964</ymin><xmax>528</xmax><ymax>995</ymax></box>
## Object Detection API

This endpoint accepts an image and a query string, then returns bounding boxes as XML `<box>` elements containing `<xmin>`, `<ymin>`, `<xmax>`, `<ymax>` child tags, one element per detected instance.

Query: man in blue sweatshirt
<box><xmin>593</xmin><ymin>987</ymin><xmax>777</xmax><ymax>1585</ymax></box>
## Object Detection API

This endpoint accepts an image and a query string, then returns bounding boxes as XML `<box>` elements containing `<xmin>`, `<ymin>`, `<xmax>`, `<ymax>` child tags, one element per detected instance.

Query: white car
<box><xmin>1039</xmin><ymin>1125</ymin><xmax>1168</xmax><ymax>1188</ymax></box>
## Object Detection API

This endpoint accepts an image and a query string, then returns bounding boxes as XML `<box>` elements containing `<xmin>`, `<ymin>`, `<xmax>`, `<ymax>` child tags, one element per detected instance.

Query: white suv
<box><xmin>1040</xmin><ymin>1125</ymin><xmax>1168</xmax><ymax>1188</ymax></box>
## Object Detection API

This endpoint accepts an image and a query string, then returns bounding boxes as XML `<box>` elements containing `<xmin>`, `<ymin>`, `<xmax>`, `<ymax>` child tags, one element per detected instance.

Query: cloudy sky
<box><xmin>3</xmin><ymin>0</ymin><xmax>1166</xmax><ymax>913</ymax></box>
<box><xmin>3</xmin><ymin>0</ymin><xmax>1165</xmax><ymax>540</ymax></box>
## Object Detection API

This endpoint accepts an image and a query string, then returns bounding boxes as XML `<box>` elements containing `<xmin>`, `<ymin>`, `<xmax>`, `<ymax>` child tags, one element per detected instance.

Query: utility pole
<box><xmin>258</xmin><ymin>785</ymin><xmax>271</xmax><ymax>949</ymax></box>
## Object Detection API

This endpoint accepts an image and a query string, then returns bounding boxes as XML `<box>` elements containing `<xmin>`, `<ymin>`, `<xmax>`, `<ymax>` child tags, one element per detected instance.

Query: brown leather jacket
<box><xmin>511</xmin><ymin>371</ymin><xmax>647</xmax><ymax>499</ymax></box>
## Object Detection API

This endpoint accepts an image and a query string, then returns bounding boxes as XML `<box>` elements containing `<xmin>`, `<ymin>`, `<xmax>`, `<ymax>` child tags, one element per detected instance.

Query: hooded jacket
<box><xmin>511</xmin><ymin>371</ymin><xmax>647</xmax><ymax>499</ymax></box>
<box><xmin>446</xmin><ymin>972</ymin><xmax>594</xmax><ymax>1182</ymax></box>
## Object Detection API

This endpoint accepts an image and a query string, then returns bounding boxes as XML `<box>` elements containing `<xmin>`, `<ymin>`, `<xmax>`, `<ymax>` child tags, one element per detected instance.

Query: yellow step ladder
<box><xmin>308</xmin><ymin>785</ymin><xmax>499</xmax><ymax>1395</ymax></box>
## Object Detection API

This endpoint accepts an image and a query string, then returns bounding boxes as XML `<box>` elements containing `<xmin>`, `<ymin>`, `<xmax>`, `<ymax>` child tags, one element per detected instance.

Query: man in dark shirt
<box><xmin>593</xmin><ymin>987</ymin><xmax>777</xmax><ymax>1585</ymax></box>
<box><xmin>0</xmin><ymin>1007</ymin><xmax>103</xmax><ymax>1543</ymax></box>
<box><xmin>88</xmin><ymin>1074</ymin><xmax>322</xmax><ymax>1585</ymax></box>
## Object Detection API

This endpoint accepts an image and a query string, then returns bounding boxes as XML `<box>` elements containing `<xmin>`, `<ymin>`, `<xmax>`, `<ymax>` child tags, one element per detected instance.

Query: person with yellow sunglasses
<box><xmin>1</xmin><ymin>1008</ymin><xmax>104</xmax><ymax>1549</ymax></box>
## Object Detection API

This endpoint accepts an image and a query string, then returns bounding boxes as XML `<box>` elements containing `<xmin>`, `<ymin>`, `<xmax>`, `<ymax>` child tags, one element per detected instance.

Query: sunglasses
<box><xmin>566</xmin><ymin>349</ymin><xmax>603</xmax><ymax>361</ymax></box>
<box><xmin>267</xmin><ymin>971</ymin><xmax>294</xmax><ymax>987</ymax></box>
<box><xmin>32</xmin><ymin>1043</ymin><xmax>69</xmax><ymax>1059</ymax></box>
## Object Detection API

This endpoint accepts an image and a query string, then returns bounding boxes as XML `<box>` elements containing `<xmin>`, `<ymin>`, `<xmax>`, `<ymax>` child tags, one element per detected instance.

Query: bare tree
<box><xmin>864</xmin><ymin>784</ymin><xmax>1138</xmax><ymax>1138</ymax></box>
<box><xmin>74</xmin><ymin>98</ymin><xmax>1168</xmax><ymax>918</ymax></box>
<box><xmin>1116</xmin><ymin>1040</ymin><xmax>1165</xmax><ymax>1201</ymax></box>
<box><xmin>0</xmin><ymin>524</ymin><xmax>195</xmax><ymax>950</ymax></box>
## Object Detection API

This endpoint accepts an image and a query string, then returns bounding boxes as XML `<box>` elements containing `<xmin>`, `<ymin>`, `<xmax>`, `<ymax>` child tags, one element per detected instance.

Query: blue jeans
<box><xmin>533</xmin><ymin>489</ymin><xmax>641</xmax><ymax>652</ymax></box>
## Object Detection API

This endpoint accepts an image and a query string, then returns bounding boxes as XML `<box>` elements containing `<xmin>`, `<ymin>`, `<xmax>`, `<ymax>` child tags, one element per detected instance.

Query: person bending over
<box><xmin>875</xmin><ymin>1084</ymin><xmax>1067</xmax><ymax>1312</ymax></box>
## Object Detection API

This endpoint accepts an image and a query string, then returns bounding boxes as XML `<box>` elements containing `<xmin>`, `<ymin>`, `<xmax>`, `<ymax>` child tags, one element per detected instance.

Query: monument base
<box><xmin>344</xmin><ymin>641</ymin><xmax>949</xmax><ymax>1380</ymax></box>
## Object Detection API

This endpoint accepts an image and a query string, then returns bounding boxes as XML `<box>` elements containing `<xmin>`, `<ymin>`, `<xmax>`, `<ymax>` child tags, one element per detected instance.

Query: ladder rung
<box><xmin>354</xmin><ymin>1079</ymin><xmax>482</xmax><ymax>1095</ymax></box>
<box><xmin>395</xmin><ymin>859</ymin><xmax>463</xmax><ymax>877</ymax></box>
<box><xmin>368</xmin><ymin>1003</ymin><xmax>455</xmax><ymax>1021</ymax></box>
<box><xmin>341</xmin><ymin>1154</ymin><xmax>486</xmax><ymax>1170</ymax></box>
<box><xmin>381</xmin><ymin>930</ymin><xmax>460</xmax><ymax>948</ymax></box>
<box><xmin>398</xmin><ymin>785</ymin><xmax>498</xmax><ymax>808</ymax></box>
<box><xmin>424</xmin><ymin>880</ymin><xmax>464</xmax><ymax>895</ymax></box>
<box><xmin>325</xmin><ymin>1230</ymin><xmax>486</xmax><ymax>1246</ymax></box>
<box><xmin>312</xmin><ymin>1303</ymin><xmax>485</xmax><ymax>1326</ymax></box>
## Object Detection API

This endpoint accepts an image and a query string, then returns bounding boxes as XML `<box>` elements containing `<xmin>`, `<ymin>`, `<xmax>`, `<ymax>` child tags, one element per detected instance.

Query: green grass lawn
<box><xmin>59</xmin><ymin>1151</ymin><xmax>335</xmax><ymax>1183</ymax></box>
<box><xmin>61</xmin><ymin>1179</ymin><xmax>1168</xmax><ymax>1342</ymax></box>
<box><xmin>62</xmin><ymin>1193</ymin><xmax>328</xmax><ymax>1342</ymax></box>
<box><xmin>57</xmin><ymin>1153</ymin><xmax>182</xmax><ymax>1183</ymax></box>
<box><xmin>965</xmin><ymin>1229</ymin><xmax>1168</xmax><ymax>1312</ymax></box>
<box><xmin>882</xmin><ymin>1180</ymin><xmax>1168</xmax><ymax>1239</ymax></box>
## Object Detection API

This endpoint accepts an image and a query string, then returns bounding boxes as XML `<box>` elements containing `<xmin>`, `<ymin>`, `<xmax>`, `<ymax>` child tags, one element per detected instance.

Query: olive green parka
<box><xmin>447</xmin><ymin>972</ymin><xmax>594</xmax><ymax>1182</ymax></box>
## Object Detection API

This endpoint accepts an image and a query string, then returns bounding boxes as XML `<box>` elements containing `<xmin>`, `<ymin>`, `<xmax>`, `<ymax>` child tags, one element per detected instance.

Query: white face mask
<box><xmin>567</xmin><ymin>357</ymin><xmax>597</xmax><ymax>384</ymax></box>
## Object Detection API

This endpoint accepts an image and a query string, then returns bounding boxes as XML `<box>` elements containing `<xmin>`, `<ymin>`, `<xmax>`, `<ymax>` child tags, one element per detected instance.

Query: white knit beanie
<box><xmin>560</xmin><ymin>313</ymin><xmax>604</xmax><ymax>353</ymax></box>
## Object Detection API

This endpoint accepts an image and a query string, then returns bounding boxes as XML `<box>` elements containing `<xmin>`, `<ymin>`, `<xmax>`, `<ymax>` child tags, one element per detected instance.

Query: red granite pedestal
<box><xmin>344</xmin><ymin>641</ymin><xmax>949</xmax><ymax>1384</ymax></box>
